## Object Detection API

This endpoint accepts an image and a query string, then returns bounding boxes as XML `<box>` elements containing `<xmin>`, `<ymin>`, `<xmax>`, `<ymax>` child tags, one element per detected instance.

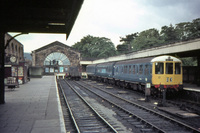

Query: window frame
<box><xmin>155</xmin><ymin>62</ymin><xmax>164</xmax><ymax>74</ymax></box>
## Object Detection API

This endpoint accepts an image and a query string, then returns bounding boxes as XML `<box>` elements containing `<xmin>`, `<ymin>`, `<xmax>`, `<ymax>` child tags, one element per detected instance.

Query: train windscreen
<box><xmin>166</xmin><ymin>63</ymin><xmax>173</xmax><ymax>74</ymax></box>
<box><xmin>175</xmin><ymin>63</ymin><xmax>181</xmax><ymax>74</ymax></box>
<box><xmin>155</xmin><ymin>62</ymin><xmax>164</xmax><ymax>74</ymax></box>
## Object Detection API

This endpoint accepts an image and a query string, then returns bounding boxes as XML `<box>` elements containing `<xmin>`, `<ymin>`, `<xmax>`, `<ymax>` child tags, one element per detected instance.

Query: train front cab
<box><xmin>151</xmin><ymin>56</ymin><xmax>183</xmax><ymax>94</ymax></box>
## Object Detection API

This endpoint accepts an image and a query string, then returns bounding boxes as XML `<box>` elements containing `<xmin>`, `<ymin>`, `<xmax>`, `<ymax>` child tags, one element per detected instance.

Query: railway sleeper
<box><xmin>140</xmin><ymin>128</ymin><xmax>153</xmax><ymax>132</ymax></box>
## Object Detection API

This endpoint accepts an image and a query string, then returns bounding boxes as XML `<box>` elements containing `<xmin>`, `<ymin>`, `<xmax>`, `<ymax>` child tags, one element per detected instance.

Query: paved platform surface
<box><xmin>0</xmin><ymin>76</ymin><xmax>66</xmax><ymax>133</ymax></box>
<box><xmin>184</xmin><ymin>83</ymin><xmax>200</xmax><ymax>92</ymax></box>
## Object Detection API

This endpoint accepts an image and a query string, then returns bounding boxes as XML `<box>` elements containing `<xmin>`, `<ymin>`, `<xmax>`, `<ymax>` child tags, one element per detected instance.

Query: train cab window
<box><xmin>139</xmin><ymin>65</ymin><xmax>143</xmax><ymax>75</ymax></box>
<box><xmin>132</xmin><ymin>65</ymin><xmax>135</xmax><ymax>74</ymax></box>
<box><xmin>166</xmin><ymin>63</ymin><xmax>173</xmax><ymax>74</ymax></box>
<box><xmin>129</xmin><ymin>65</ymin><xmax>132</xmax><ymax>74</ymax></box>
<box><xmin>175</xmin><ymin>63</ymin><xmax>181</xmax><ymax>74</ymax></box>
<box><xmin>155</xmin><ymin>62</ymin><xmax>164</xmax><ymax>74</ymax></box>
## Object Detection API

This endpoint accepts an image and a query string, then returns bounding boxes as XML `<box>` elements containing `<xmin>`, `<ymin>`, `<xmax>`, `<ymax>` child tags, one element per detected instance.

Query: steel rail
<box><xmin>58</xmin><ymin>82</ymin><xmax>81</xmax><ymax>133</ymax></box>
<box><xmin>63</xmin><ymin>79</ymin><xmax>118</xmax><ymax>133</ymax></box>
<box><xmin>75</xmin><ymin>81</ymin><xmax>165</xmax><ymax>133</ymax></box>
<box><xmin>79</xmin><ymin>80</ymin><xmax>200</xmax><ymax>133</ymax></box>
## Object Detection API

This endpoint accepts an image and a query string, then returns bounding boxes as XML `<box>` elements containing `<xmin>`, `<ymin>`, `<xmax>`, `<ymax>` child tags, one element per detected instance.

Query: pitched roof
<box><xmin>33</xmin><ymin>41</ymin><xmax>79</xmax><ymax>53</ymax></box>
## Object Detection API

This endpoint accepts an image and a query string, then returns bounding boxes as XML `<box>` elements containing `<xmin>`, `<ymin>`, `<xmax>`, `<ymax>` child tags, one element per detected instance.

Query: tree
<box><xmin>131</xmin><ymin>28</ymin><xmax>164</xmax><ymax>51</ymax></box>
<box><xmin>72</xmin><ymin>35</ymin><xmax>117</xmax><ymax>58</ymax></box>
<box><xmin>116</xmin><ymin>44</ymin><xmax>129</xmax><ymax>54</ymax></box>
<box><xmin>160</xmin><ymin>24</ymin><xmax>178</xmax><ymax>42</ymax></box>
<box><xmin>175</xmin><ymin>22</ymin><xmax>191</xmax><ymax>41</ymax></box>
<box><xmin>188</xmin><ymin>18</ymin><xmax>200</xmax><ymax>39</ymax></box>
<box><xmin>119</xmin><ymin>33</ymin><xmax>138</xmax><ymax>52</ymax></box>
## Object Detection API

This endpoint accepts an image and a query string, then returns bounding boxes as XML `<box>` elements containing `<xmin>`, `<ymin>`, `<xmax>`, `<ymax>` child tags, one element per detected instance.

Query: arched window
<box><xmin>21</xmin><ymin>47</ymin><xmax>23</xmax><ymax>57</ymax></box>
<box><xmin>12</xmin><ymin>43</ymin><xmax>14</xmax><ymax>54</ymax></box>
<box><xmin>44</xmin><ymin>52</ymin><xmax>70</xmax><ymax>66</ymax></box>
<box><xmin>15</xmin><ymin>45</ymin><xmax>17</xmax><ymax>53</ymax></box>
<box><xmin>19</xmin><ymin>46</ymin><xmax>21</xmax><ymax>57</ymax></box>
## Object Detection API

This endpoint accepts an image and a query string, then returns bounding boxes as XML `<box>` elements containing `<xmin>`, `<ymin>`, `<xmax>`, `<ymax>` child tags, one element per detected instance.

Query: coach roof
<box><xmin>151</xmin><ymin>55</ymin><xmax>181</xmax><ymax>62</ymax></box>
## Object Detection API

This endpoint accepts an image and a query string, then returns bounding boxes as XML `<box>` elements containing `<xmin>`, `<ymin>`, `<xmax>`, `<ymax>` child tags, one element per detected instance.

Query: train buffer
<box><xmin>55</xmin><ymin>73</ymin><xmax>65</xmax><ymax>79</ymax></box>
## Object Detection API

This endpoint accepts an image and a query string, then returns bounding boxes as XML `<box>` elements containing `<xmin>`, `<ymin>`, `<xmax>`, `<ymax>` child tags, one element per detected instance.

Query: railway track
<box><xmin>166</xmin><ymin>99</ymin><xmax>200</xmax><ymax>115</ymax></box>
<box><xmin>57</xmin><ymin>79</ymin><xmax>118</xmax><ymax>133</ymax></box>
<box><xmin>74</xmin><ymin>80</ymin><xmax>200</xmax><ymax>133</ymax></box>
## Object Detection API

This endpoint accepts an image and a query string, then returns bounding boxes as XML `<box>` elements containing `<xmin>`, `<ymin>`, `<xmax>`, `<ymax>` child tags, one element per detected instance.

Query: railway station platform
<box><xmin>184</xmin><ymin>83</ymin><xmax>200</xmax><ymax>92</ymax></box>
<box><xmin>0</xmin><ymin>76</ymin><xmax>65</xmax><ymax>133</ymax></box>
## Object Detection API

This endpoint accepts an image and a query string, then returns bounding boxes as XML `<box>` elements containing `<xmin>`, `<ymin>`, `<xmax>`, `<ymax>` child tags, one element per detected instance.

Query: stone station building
<box><xmin>31</xmin><ymin>41</ymin><xmax>80</xmax><ymax>76</ymax></box>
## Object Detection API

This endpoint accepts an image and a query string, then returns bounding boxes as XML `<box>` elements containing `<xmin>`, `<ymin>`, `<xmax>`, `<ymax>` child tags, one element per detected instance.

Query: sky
<box><xmin>10</xmin><ymin>0</ymin><xmax>200</xmax><ymax>53</ymax></box>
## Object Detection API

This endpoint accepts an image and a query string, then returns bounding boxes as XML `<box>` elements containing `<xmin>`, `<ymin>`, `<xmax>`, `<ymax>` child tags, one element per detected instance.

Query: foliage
<box><xmin>187</xmin><ymin>18</ymin><xmax>200</xmax><ymax>39</ymax></box>
<box><xmin>118</xmin><ymin>18</ymin><xmax>200</xmax><ymax>52</ymax></box>
<box><xmin>160</xmin><ymin>24</ymin><xmax>178</xmax><ymax>42</ymax></box>
<box><xmin>181</xmin><ymin>57</ymin><xmax>197</xmax><ymax>66</ymax></box>
<box><xmin>161</xmin><ymin>18</ymin><xmax>200</xmax><ymax>42</ymax></box>
<box><xmin>131</xmin><ymin>28</ymin><xmax>165</xmax><ymax>51</ymax></box>
<box><xmin>174</xmin><ymin>22</ymin><xmax>191</xmax><ymax>41</ymax></box>
<box><xmin>72</xmin><ymin>35</ymin><xmax>117</xmax><ymax>58</ymax></box>
<box><xmin>117</xmin><ymin>33</ymin><xmax>138</xmax><ymax>53</ymax></box>
<box><xmin>116</xmin><ymin>44</ymin><xmax>129</xmax><ymax>54</ymax></box>
<box><xmin>72</xmin><ymin>18</ymin><xmax>200</xmax><ymax>62</ymax></box>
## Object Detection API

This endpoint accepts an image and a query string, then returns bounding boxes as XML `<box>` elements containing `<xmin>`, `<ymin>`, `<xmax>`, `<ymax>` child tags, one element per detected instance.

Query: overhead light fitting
<box><xmin>48</xmin><ymin>23</ymin><xmax>65</xmax><ymax>26</ymax></box>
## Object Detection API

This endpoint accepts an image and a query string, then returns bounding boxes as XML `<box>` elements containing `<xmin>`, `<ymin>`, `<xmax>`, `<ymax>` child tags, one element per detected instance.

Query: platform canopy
<box><xmin>0</xmin><ymin>0</ymin><xmax>84</xmax><ymax>36</ymax></box>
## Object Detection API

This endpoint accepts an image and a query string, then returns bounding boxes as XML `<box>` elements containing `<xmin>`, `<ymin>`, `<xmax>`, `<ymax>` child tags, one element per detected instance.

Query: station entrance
<box><xmin>44</xmin><ymin>52</ymin><xmax>70</xmax><ymax>74</ymax></box>
<box><xmin>31</xmin><ymin>41</ymin><xmax>80</xmax><ymax>76</ymax></box>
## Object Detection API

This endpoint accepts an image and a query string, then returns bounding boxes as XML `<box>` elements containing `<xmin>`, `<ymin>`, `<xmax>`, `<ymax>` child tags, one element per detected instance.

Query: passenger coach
<box><xmin>86</xmin><ymin>55</ymin><xmax>183</xmax><ymax>95</ymax></box>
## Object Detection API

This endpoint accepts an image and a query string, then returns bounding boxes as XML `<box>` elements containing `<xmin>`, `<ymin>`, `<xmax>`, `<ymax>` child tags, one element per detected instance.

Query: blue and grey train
<box><xmin>86</xmin><ymin>55</ymin><xmax>183</xmax><ymax>95</ymax></box>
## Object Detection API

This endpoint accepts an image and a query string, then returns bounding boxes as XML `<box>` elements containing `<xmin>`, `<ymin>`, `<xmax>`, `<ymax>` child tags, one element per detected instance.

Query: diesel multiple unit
<box><xmin>86</xmin><ymin>55</ymin><xmax>183</xmax><ymax>95</ymax></box>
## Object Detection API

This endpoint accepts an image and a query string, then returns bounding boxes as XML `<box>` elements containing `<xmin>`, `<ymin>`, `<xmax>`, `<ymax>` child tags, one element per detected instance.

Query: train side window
<box><xmin>121</xmin><ymin>66</ymin><xmax>123</xmax><ymax>73</ymax></box>
<box><xmin>133</xmin><ymin>65</ymin><xmax>135</xmax><ymax>74</ymax></box>
<box><xmin>108</xmin><ymin>66</ymin><xmax>112</xmax><ymax>73</ymax></box>
<box><xmin>116</xmin><ymin>67</ymin><xmax>118</xmax><ymax>73</ymax></box>
<box><xmin>129</xmin><ymin>65</ymin><xmax>131</xmax><ymax>74</ymax></box>
<box><xmin>150</xmin><ymin>65</ymin><xmax>152</xmax><ymax>74</ymax></box>
<box><xmin>139</xmin><ymin>65</ymin><xmax>143</xmax><ymax>75</ymax></box>
<box><xmin>136</xmin><ymin>65</ymin><xmax>138</xmax><ymax>74</ymax></box>
<box><xmin>155</xmin><ymin>62</ymin><xmax>164</xmax><ymax>74</ymax></box>
<box><xmin>166</xmin><ymin>63</ymin><xmax>173</xmax><ymax>74</ymax></box>
<box><xmin>124</xmin><ymin>65</ymin><xmax>128</xmax><ymax>74</ymax></box>
<box><xmin>175</xmin><ymin>63</ymin><xmax>181</xmax><ymax>74</ymax></box>
<box><xmin>145</xmin><ymin>64</ymin><xmax>149</xmax><ymax>75</ymax></box>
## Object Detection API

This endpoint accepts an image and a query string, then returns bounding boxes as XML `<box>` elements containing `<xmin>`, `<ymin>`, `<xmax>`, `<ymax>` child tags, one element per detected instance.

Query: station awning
<box><xmin>0</xmin><ymin>0</ymin><xmax>84</xmax><ymax>37</ymax></box>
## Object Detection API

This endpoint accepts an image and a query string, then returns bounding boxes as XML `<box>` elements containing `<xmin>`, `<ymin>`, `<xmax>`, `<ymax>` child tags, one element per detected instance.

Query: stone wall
<box><xmin>4</xmin><ymin>33</ymin><xmax>24</xmax><ymax>63</ymax></box>
<box><xmin>32</xmin><ymin>41</ymin><xmax>80</xmax><ymax>68</ymax></box>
